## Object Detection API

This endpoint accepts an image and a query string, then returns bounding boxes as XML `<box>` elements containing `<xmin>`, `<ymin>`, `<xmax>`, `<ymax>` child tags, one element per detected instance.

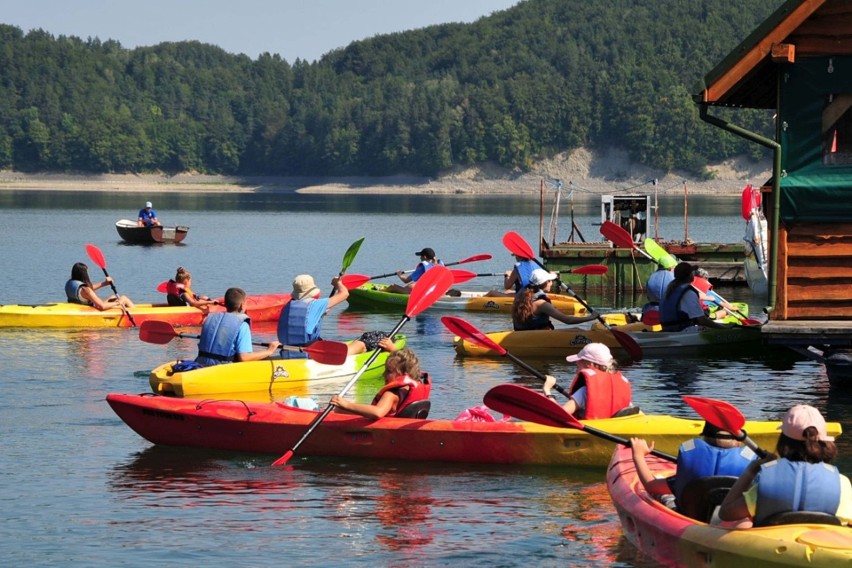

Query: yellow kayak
<box><xmin>149</xmin><ymin>336</ymin><xmax>406</xmax><ymax>399</ymax></box>
<box><xmin>453</xmin><ymin>320</ymin><xmax>656</xmax><ymax>358</ymax></box>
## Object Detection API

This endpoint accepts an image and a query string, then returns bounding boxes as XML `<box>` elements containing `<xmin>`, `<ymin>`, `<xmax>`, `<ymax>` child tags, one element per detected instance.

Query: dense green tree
<box><xmin>0</xmin><ymin>0</ymin><xmax>782</xmax><ymax>177</ymax></box>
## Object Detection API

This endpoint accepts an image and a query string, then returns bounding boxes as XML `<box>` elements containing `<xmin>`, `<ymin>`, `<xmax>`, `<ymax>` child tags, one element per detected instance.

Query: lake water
<box><xmin>1</xmin><ymin>190</ymin><xmax>849</xmax><ymax>567</ymax></box>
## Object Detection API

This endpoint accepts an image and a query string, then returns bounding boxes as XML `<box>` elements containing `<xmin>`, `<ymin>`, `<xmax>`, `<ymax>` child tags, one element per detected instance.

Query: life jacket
<box><xmin>411</xmin><ymin>259</ymin><xmax>443</xmax><ymax>282</ymax></box>
<box><xmin>166</xmin><ymin>280</ymin><xmax>186</xmax><ymax>306</ymax></box>
<box><xmin>65</xmin><ymin>279</ymin><xmax>92</xmax><ymax>306</ymax></box>
<box><xmin>646</xmin><ymin>269</ymin><xmax>674</xmax><ymax>304</ymax></box>
<box><xmin>195</xmin><ymin>312</ymin><xmax>250</xmax><ymax>366</ymax></box>
<box><xmin>514</xmin><ymin>292</ymin><xmax>555</xmax><ymax>331</ymax></box>
<box><xmin>671</xmin><ymin>439</ymin><xmax>756</xmax><ymax>502</ymax></box>
<box><xmin>514</xmin><ymin>259</ymin><xmax>538</xmax><ymax>292</ymax></box>
<box><xmin>753</xmin><ymin>459</ymin><xmax>842</xmax><ymax>525</ymax></box>
<box><xmin>568</xmin><ymin>368</ymin><xmax>632</xmax><ymax>420</ymax></box>
<box><xmin>277</xmin><ymin>298</ymin><xmax>320</xmax><ymax>358</ymax></box>
<box><xmin>371</xmin><ymin>373</ymin><xmax>431</xmax><ymax>417</ymax></box>
<box><xmin>660</xmin><ymin>282</ymin><xmax>699</xmax><ymax>331</ymax></box>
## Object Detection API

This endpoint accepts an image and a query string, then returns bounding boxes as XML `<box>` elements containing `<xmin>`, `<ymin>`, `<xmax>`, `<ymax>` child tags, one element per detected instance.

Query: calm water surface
<box><xmin>1</xmin><ymin>191</ymin><xmax>849</xmax><ymax>567</ymax></box>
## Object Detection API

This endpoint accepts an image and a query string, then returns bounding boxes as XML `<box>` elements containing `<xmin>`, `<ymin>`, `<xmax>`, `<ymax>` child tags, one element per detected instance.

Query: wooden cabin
<box><xmin>695</xmin><ymin>0</ymin><xmax>852</xmax><ymax>323</ymax></box>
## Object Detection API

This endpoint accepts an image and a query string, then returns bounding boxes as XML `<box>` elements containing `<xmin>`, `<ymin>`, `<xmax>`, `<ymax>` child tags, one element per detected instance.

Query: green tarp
<box><xmin>779</xmin><ymin>56</ymin><xmax>852</xmax><ymax>222</ymax></box>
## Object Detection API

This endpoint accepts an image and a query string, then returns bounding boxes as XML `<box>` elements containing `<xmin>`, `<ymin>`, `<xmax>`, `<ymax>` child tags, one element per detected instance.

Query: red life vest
<box><xmin>166</xmin><ymin>280</ymin><xmax>186</xmax><ymax>306</ymax></box>
<box><xmin>568</xmin><ymin>368</ymin><xmax>632</xmax><ymax>419</ymax></box>
<box><xmin>372</xmin><ymin>373</ymin><xmax>431</xmax><ymax>417</ymax></box>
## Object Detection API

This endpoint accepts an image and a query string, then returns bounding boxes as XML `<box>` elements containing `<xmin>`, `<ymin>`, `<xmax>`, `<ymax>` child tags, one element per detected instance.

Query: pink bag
<box><xmin>454</xmin><ymin>405</ymin><xmax>510</xmax><ymax>422</ymax></box>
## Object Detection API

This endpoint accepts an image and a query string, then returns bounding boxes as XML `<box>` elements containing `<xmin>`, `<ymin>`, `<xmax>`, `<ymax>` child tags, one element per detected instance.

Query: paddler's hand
<box><xmin>630</xmin><ymin>437</ymin><xmax>653</xmax><ymax>458</ymax></box>
<box><xmin>330</xmin><ymin>395</ymin><xmax>348</xmax><ymax>410</ymax></box>
<box><xmin>543</xmin><ymin>374</ymin><xmax>558</xmax><ymax>398</ymax></box>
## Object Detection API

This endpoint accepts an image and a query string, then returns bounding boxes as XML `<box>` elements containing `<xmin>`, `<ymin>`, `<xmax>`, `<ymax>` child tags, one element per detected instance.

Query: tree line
<box><xmin>0</xmin><ymin>0</ymin><xmax>782</xmax><ymax>178</ymax></box>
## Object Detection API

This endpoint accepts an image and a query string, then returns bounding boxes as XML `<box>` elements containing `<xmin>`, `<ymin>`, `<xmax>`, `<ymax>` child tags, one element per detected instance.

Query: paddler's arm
<box><xmin>630</xmin><ymin>438</ymin><xmax>673</xmax><ymax>496</ymax></box>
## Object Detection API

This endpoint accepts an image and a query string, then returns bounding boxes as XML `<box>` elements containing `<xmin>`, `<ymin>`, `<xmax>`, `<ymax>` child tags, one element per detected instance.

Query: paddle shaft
<box><xmin>369</xmin><ymin>254</ymin><xmax>489</xmax><ymax>280</ymax></box>
<box><xmin>169</xmin><ymin>330</ymin><xmax>312</xmax><ymax>353</ymax></box>
<box><xmin>86</xmin><ymin>245</ymin><xmax>138</xmax><ymax>328</ymax></box>
<box><xmin>274</xmin><ymin>314</ymin><xmax>411</xmax><ymax>463</ymax></box>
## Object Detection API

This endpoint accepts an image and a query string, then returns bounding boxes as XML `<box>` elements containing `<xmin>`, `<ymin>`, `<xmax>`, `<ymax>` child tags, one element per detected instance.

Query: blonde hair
<box><xmin>384</xmin><ymin>348</ymin><xmax>420</xmax><ymax>381</ymax></box>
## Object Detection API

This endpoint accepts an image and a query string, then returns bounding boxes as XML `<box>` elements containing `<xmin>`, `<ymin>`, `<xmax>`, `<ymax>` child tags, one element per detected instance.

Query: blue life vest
<box><xmin>671</xmin><ymin>439</ymin><xmax>756</xmax><ymax>502</ymax></box>
<box><xmin>195</xmin><ymin>312</ymin><xmax>250</xmax><ymax>367</ymax></box>
<box><xmin>514</xmin><ymin>259</ymin><xmax>538</xmax><ymax>292</ymax></box>
<box><xmin>753</xmin><ymin>459</ymin><xmax>842</xmax><ymax>525</ymax></box>
<box><xmin>660</xmin><ymin>282</ymin><xmax>698</xmax><ymax>331</ymax></box>
<box><xmin>277</xmin><ymin>299</ymin><xmax>320</xmax><ymax>359</ymax></box>
<box><xmin>646</xmin><ymin>269</ymin><xmax>674</xmax><ymax>304</ymax></box>
<box><xmin>65</xmin><ymin>279</ymin><xmax>90</xmax><ymax>305</ymax></box>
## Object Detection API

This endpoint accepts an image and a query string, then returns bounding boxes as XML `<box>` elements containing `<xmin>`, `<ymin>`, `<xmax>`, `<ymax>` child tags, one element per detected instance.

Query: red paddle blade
<box><xmin>483</xmin><ymin>384</ymin><xmax>583</xmax><ymax>429</ymax></box>
<box><xmin>692</xmin><ymin>276</ymin><xmax>712</xmax><ymax>294</ymax></box>
<box><xmin>138</xmin><ymin>320</ymin><xmax>179</xmax><ymax>344</ymax></box>
<box><xmin>407</xmin><ymin>266</ymin><xmax>453</xmax><ymax>317</ymax></box>
<box><xmin>340</xmin><ymin>274</ymin><xmax>371</xmax><ymax>289</ymax></box>
<box><xmin>599</xmin><ymin>221</ymin><xmax>636</xmax><ymax>250</ymax></box>
<box><xmin>85</xmin><ymin>243</ymin><xmax>107</xmax><ymax>269</ymax></box>
<box><xmin>570</xmin><ymin>264</ymin><xmax>608</xmax><ymax>276</ymax></box>
<box><xmin>682</xmin><ymin>395</ymin><xmax>746</xmax><ymax>436</ymax></box>
<box><xmin>305</xmin><ymin>340</ymin><xmax>349</xmax><ymax>365</ymax></box>
<box><xmin>156</xmin><ymin>281</ymin><xmax>170</xmax><ymax>293</ymax></box>
<box><xmin>610</xmin><ymin>328</ymin><xmax>643</xmax><ymax>362</ymax></box>
<box><xmin>273</xmin><ymin>450</ymin><xmax>294</xmax><ymax>466</ymax></box>
<box><xmin>456</xmin><ymin>253</ymin><xmax>492</xmax><ymax>264</ymax></box>
<box><xmin>450</xmin><ymin>269</ymin><xmax>476</xmax><ymax>284</ymax></box>
<box><xmin>441</xmin><ymin>315</ymin><xmax>508</xmax><ymax>356</ymax></box>
<box><xmin>502</xmin><ymin>231</ymin><xmax>536</xmax><ymax>260</ymax></box>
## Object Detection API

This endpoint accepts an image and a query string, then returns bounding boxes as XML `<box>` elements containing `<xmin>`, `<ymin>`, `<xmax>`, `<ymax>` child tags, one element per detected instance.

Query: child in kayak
<box><xmin>512</xmin><ymin>269</ymin><xmax>597</xmax><ymax>331</ymax></box>
<box><xmin>165</xmin><ymin>267</ymin><xmax>217</xmax><ymax>309</ymax></box>
<box><xmin>718</xmin><ymin>404</ymin><xmax>852</xmax><ymax>527</ymax></box>
<box><xmin>629</xmin><ymin>424</ymin><xmax>756</xmax><ymax>518</ymax></box>
<box><xmin>385</xmin><ymin>247</ymin><xmax>444</xmax><ymax>294</ymax></box>
<box><xmin>330</xmin><ymin>349</ymin><xmax>428</xmax><ymax>419</ymax></box>
<box><xmin>542</xmin><ymin>342</ymin><xmax>635</xmax><ymax>419</ymax></box>
<box><xmin>65</xmin><ymin>262</ymin><xmax>135</xmax><ymax>311</ymax></box>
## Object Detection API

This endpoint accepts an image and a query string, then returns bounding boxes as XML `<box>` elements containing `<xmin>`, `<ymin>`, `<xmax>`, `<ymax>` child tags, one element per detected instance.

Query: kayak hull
<box><xmin>347</xmin><ymin>284</ymin><xmax>586</xmax><ymax>314</ymax></box>
<box><xmin>149</xmin><ymin>336</ymin><xmax>407</xmax><ymax>398</ymax></box>
<box><xmin>607</xmin><ymin>445</ymin><xmax>852</xmax><ymax>567</ymax></box>
<box><xmin>625</xmin><ymin>325</ymin><xmax>763</xmax><ymax>356</ymax></box>
<box><xmin>105</xmin><ymin>393</ymin><xmax>823</xmax><ymax>467</ymax></box>
<box><xmin>0</xmin><ymin>293</ymin><xmax>291</xmax><ymax>328</ymax></box>
<box><xmin>453</xmin><ymin>321</ymin><xmax>655</xmax><ymax>358</ymax></box>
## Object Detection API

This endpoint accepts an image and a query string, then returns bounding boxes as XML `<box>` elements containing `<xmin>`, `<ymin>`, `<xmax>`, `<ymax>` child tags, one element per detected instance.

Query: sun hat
<box><xmin>145</xmin><ymin>201</ymin><xmax>153</xmax><ymax>208</ymax></box>
<box><xmin>292</xmin><ymin>274</ymin><xmax>319</xmax><ymax>300</ymax></box>
<box><xmin>779</xmin><ymin>404</ymin><xmax>834</xmax><ymax>442</ymax></box>
<box><xmin>660</xmin><ymin>254</ymin><xmax>677</xmax><ymax>269</ymax></box>
<box><xmin>529</xmin><ymin>268</ymin><xmax>557</xmax><ymax>286</ymax></box>
<box><xmin>566</xmin><ymin>343</ymin><xmax>614</xmax><ymax>366</ymax></box>
<box><xmin>415</xmin><ymin>248</ymin><xmax>436</xmax><ymax>259</ymax></box>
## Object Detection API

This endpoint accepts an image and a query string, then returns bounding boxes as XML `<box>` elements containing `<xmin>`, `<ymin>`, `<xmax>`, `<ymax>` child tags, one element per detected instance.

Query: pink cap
<box><xmin>566</xmin><ymin>343</ymin><xmax>613</xmax><ymax>366</ymax></box>
<box><xmin>779</xmin><ymin>404</ymin><xmax>834</xmax><ymax>442</ymax></box>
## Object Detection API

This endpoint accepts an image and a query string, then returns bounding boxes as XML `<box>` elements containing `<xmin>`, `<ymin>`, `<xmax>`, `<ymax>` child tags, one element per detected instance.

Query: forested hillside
<box><xmin>0</xmin><ymin>0</ymin><xmax>782</xmax><ymax>177</ymax></box>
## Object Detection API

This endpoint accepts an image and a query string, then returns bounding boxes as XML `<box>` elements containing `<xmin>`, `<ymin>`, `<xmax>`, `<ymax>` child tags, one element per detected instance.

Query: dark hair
<box><xmin>512</xmin><ymin>285</ymin><xmax>543</xmax><ymax>328</ymax></box>
<box><xmin>175</xmin><ymin>266</ymin><xmax>191</xmax><ymax>284</ymax></box>
<box><xmin>71</xmin><ymin>262</ymin><xmax>92</xmax><ymax>287</ymax></box>
<box><xmin>664</xmin><ymin>262</ymin><xmax>694</xmax><ymax>299</ymax></box>
<box><xmin>776</xmin><ymin>430</ymin><xmax>838</xmax><ymax>464</ymax></box>
<box><xmin>223</xmin><ymin>287</ymin><xmax>246</xmax><ymax>312</ymax></box>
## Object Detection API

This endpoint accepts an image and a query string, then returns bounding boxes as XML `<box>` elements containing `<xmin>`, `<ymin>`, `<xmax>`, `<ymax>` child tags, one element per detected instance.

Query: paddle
<box><xmin>138</xmin><ymin>320</ymin><xmax>349</xmax><ymax>365</ymax></box>
<box><xmin>457</xmin><ymin>264</ymin><xmax>607</xmax><ymax>278</ymax></box>
<box><xmin>601</xmin><ymin>221</ymin><xmax>659</xmax><ymax>264</ymax></box>
<box><xmin>502</xmin><ymin>230</ymin><xmax>643</xmax><ymax>361</ymax></box>
<box><xmin>272</xmin><ymin>265</ymin><xmax>454</xmax><ymax>467</ymax></box>
<box><xmin>690</xmin><ymin>275</ymin><xmax>760</xmax><ymax>326</ymax></box>
<box><xmin>682</xmin><ymin>395</ymin><xmax>768</xmax><ymax>458</ymax></box>
<box><xmin>345</xmin><ymin>253</ymin><xmax>492</xmax><ymax>284</ymax></box>
<box><xmin>441</xmin><ymin>315</ymin><xmax>572</xmax><ymax>397</ymax></box>
<box><xmin>339</xmin><ymin>237</ymin><xmax>365</xmax><ymax>276</ymax></box>
<box><xmin>483</xmin><ymin>384</ymin><xmax>676</xmax><ymax>462</ymax></box>
<box><xmin>84</xmin><ymin>243</ymin><xmax>137</xmax><ymax>327</ymax></box>
<box><xmin>342</xmin><ymin>268</ymin><xmax>477</xmax><ymax>289</ymax></box>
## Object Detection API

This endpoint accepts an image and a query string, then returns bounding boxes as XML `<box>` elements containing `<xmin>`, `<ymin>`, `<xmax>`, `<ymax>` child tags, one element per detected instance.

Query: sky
<box><xmin>0</xmin><ymin>0</ymin><xmax>521</xmax><ymax>63</ymax></box>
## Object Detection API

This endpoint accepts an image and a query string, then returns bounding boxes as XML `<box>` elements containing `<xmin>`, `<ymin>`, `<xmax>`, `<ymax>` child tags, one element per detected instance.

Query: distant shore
<box><xmin>0</xmin><ymin>150</ymin><xmax>771</xmax><ymax>197</ymax></box>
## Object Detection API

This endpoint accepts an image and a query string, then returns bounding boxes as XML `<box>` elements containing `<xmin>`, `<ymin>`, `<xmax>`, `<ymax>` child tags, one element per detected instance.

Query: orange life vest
<box><xmin>372</xmin><ymin>373</ymin><xmax>431</xmax><ymax>417</ymax></box>
<box><xmin>568</xmin><ymin>368</ymin><xmax>632</xmax><ymax>419</ymax></box>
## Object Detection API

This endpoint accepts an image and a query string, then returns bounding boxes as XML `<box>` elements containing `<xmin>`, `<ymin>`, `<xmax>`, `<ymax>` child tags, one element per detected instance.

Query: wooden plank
<box><xmin>787</xmin><ymin>241</ymin><xmax>852</xmax><ymax>256</ymax></box>
<box><xmin>785</xmin><ymin>305</ymin><xmax>852</xmax><ymax>319</ymax></box>
<box><xmin>787</xmin><ymin>281</ymin><xmax>852</xmax><ymax>300</ymax></box>
<box><xmin>787</xmin><ymin>264</ymin><xmax>852</xmax><ymax>278</ymax></box>
<box><xmin>788</xmin><ymin>222</ymin><xmax>852</xmax><ymax>236</ymax></box>
<box><xmin>777</xmin><ymin>223</ymin><xmax>789</xmax><ymax>320</ymax></box>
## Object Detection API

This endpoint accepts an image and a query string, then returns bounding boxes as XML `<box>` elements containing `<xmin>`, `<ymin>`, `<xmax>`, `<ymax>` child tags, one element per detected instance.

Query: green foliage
<box><xmin>0</xmin><ymin>0</ymin><xmax>782</xmax><ymax>176</ymax></box>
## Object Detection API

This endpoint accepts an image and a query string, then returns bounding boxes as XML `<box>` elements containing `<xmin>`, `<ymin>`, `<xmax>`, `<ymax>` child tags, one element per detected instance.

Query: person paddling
<box><xmin>165</xmin><ymin>267</ymin><xmax>216</xmax><ymax>309</ymax></box>
<box><xmin>385</xmin><ymin>247</ymin><xmax>444</xmax><ymax>294</ymax></box>
<box><xmin>659</xmin><ymin>262</ymin><xmax>731</xmax><ymax>332</ymax></box>
<box><xmin>65</xmin><ymin>262</ymin><xmax>135</xmax><ymax>311</ymax></box>
<box><xmin>512</xmin><ymin>268</ymin><xmax>597</xmax><ymax>331</ymax></box>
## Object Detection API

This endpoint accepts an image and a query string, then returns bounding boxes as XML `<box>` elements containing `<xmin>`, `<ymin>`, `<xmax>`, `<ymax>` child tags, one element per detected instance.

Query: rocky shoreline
<box><xmin>0</xmin><ymin>149</ymin><xmax>772</xmax><ymax>197</ymax></box>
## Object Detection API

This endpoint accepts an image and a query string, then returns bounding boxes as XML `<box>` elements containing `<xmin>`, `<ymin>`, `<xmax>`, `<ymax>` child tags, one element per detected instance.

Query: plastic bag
<box><xmin>283</xmin><ymin>396</ymin><xmax>320</xmax><ymax>411</ymax></box>
<box><xmin>453</xmin><ymin>405</ymin><xmax>509</xmax><ymax>422</ymax></box>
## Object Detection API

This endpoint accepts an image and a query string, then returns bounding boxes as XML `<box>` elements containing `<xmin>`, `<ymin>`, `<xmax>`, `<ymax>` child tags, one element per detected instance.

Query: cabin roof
<box><xmin>694</xmin><ymin>0</ymin><xmax>852</xmax><ymax>109</ymax></box>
